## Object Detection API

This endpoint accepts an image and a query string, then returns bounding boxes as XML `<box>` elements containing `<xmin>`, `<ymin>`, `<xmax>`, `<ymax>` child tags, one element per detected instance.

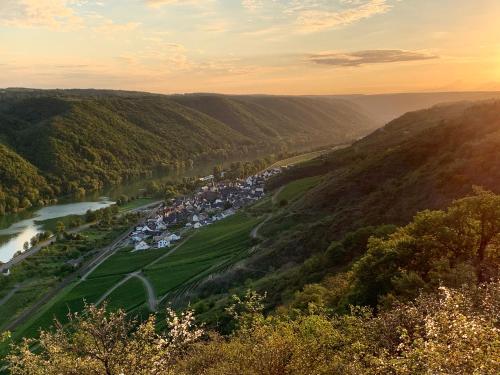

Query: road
<box><xmin>250</xmin><ymin>214</ymin><xmax>272</xmax><ymax>240</ymax></box>
<box><xmin>3</xmin><ymin>202</ymin><xmax>162</xmax><ymax>332</ymax></box>
<box><xmin>94</xmin><ymin>235</ymin><xmax>192</xmax><ymax>312</ymax></box>
<box><xmin>135</xmin><ymin>273</ymin><xmax>157</xmax><ymax>311</ymax></box>
<box><xmin>0</xmin><ymin>223</ymin><xmax>93</xmax><ymax>274</ymax></box>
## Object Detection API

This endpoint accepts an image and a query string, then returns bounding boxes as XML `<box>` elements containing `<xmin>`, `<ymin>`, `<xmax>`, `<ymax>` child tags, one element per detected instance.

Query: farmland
<box><xmin>145</xmin><ymin>213</ymin><xmax>261</xmax><ymax>300</ymax></box>
<box><xmin>5</xmin><ymin>211</ymin><xmax>262</xmax><ymax>350</ymax></box>
<box><xmin>276</xmin><ymin>175</ymin><xmax>323</xmax><ymax>203</ymax></box>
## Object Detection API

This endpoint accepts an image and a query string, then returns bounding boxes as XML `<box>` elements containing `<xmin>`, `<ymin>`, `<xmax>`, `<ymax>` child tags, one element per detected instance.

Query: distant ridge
<box><xmin>0</xmin><ymin>90</ymin><xmax>375</xmax><ymax>214</ymax></box>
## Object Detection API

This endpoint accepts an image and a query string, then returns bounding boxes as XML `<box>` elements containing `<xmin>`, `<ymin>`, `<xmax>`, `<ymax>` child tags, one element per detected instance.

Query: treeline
<box><xmin>0</xmin><ymin>91</ymin><xmax>374</xmax><ymax>215</ymax></box>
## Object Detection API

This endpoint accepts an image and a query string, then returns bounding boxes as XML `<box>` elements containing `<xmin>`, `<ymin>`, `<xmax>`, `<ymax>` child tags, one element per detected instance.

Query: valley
<box><xmin>1</xmin><ymin>90</ymin><xmax>500</xmax><ymax>373</ymax></box>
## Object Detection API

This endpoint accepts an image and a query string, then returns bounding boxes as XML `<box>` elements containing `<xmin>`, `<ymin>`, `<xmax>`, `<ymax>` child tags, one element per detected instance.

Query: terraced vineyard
<box><xmin>145</xmin><ymin>213</ymin><xmax>261</xmax><ymax>300</ymax></box>
<box><xmin>5</xmin><ymin>211</ymin><xmax>262</xmax><ymax>349</ymax></box>
<box><xmin>276</xmin><ymin>175</ymin><xmax>323</xmax><ymax>203</ymax></box>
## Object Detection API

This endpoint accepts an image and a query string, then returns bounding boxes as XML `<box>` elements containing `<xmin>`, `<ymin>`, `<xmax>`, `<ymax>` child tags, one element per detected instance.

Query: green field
<box><xmin>106</xmin><ymin>277</ymin><xmax>147</xmax><ymax>312</ymax></box>
<box><xmin>0</xmin><ymin>285</ymin><xmax>50</xmax><ymax>330</ymax></box>
<box><xmin>118</xmin><ymin>198</ymin><xmax>157</xmax><ymax>212</ymax></box>
<box><xmin>5</xmin><ymin>211</ymin><xmax>262</xmax><ymax>351</ymax></box>
<box><xmin>145</xmin><ymin>213</ymin><xmax>260</xmax><ymax>298</ymax></box>
<box><xmin>88</xmin><ymin>246</ymin><xmax>166</xmax><ymax>279</ymax></box>
<box><xmin>276</xmin><ymin>176</ymin><xmax>323</xmax><ymax>203</ymax></box>
<box><xmin>9</xmin><ymin>274</ymin><xmax>124</xmax><ymax>344</ymax></box>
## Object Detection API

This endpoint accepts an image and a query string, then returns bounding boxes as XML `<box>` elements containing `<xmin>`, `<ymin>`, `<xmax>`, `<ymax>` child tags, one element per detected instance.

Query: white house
<box><xmin>134</xmin><ymin>241</ymin><xmax>150</xmax><ymax>251</ymax></box>
<box><xmin>157</xmin><ymin>239</ymin><xmax>170</xmax><ymax>249</ymax></box>
<box><xmin>168</xmin><ymin>233</ymin><xmax>181</xmax><ymax>242</ymax></box>
<box><xmin>193</xmin><ymin>222</ymin><xmax>202</xmax><ymax>229</ymax></box>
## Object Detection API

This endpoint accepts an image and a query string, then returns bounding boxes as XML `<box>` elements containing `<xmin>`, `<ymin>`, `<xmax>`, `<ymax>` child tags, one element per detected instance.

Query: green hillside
<box><xmin>0</xmin><ymin>143</ymin><xmax>53</xmax><ymax>214</ymax></box>
<box><xmin>188</xmin><ymin>100</ymin><xmax>500</xmax><ymax>318</ymax></box>
<box><xmin>0</xmin><ymin>91</ymin><xmax>376</xmax><ymax>214</ymax></box>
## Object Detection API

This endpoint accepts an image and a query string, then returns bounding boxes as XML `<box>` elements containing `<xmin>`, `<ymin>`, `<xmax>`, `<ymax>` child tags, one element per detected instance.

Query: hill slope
<box><xmin>190</xmin><ymin>99</ymin><xmax>500</xmax><ymax>315</ymax></box>
<box><xmin>334</xmin><ymin>91</ymin><xmax>500</xmax><ymax>124</ymax></box>
<box><xmin>0</xmin><ymin>91</ymin><xmax>375</xmax><ymax>214</ymax></box>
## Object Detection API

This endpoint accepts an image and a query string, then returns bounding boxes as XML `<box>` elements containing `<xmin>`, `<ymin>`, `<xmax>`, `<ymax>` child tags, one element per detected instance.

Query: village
<box><xmin>129</xmin><ymin>168</ymin><xmax>282</xmax><ymax>251</ymax></box>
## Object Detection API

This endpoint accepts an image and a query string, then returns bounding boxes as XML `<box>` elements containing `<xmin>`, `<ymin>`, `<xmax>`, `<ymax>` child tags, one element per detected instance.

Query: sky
<box><xmin>1</xmin><ymin>0</ymin><xmax>500</xmax><ymax>95</ymax></box>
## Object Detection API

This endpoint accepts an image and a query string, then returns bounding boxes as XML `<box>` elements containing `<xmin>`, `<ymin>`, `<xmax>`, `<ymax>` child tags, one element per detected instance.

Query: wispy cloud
<box><xmin>0</xmin><ymin>0</ymin><xmax>83</xmax><ymax>29</ymax></box>
<box><xmin>309</xmin><ymin>49</ymin><xmax>438</xmax><ymax>67</ymax></box>
<box><xmin>92</xmin><ymin>19</ymin><xmax>141</xmax><ymax>34</ymax></box>
<box><xmin>295</xmin><ymin>0</ymin><xmax>392</xmax><ymax>33</ymax></box>
<box><xmin>239</xmin><ymin>0</ymin><xmax>396</xmax><ymax>34</ymax></box>
<box><xmin>144</xmin><ymin>0</ymin><xmax>213</xmax><ymax>8</ymax></box>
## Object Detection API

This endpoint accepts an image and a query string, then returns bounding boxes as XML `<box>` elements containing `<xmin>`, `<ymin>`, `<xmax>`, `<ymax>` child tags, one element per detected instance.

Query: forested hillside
<box><xmin>2</xmin><ymin>99</ymin><xmax>500</xmax><ymax>374</ymax></box>
<box><xmin>0</xmin><ymin>90</ymin><xmax>375</xmax><ymax>214</ymax></box>
<box><xmin>189</xmin><ymin>100</ymin><xmax>500</xmax><ymax>321</ymax></box>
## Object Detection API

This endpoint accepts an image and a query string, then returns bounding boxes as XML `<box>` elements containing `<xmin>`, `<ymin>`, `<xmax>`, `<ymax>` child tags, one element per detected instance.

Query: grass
<box><xmin>267</xmin><ymin>150</ymin><xmax>328</xmax><ymax>169</ymax></box>
<box><xmin>10</xmin><ymin>275</ymin><xmax>124</xmax><ymax>341</ymax></box>
<box><xmin>0</xmin><ymin>285</ymin><xmax>50</xmax><ymax>330</ymax></box>
<box><xmin>2</xmin><ymin>211</ymin><xmax>263</xmax><ymax>358</ymax></box>
<box><xmin>145</xmin><ymin>213</ymin><xmax>260</xmax><ymax>297</ymax></box>
<box><xmin>118</xmin><ymin>198</ymin><xmax>156</xmax><ymax>212</ymax></box>
<box><xmin>106</xmin><ymin>277</ymin><xmax>147</xmax><ymax>312</ymax></box>
<box><xmin>276</xmin><ymin>176</ymin><xmax>323</xmax><ymax>203</ymax></box>
<box><xmin>87</xmin><ymin>246</ymin><xmax>166</xmax><ymax>279</ymax></box>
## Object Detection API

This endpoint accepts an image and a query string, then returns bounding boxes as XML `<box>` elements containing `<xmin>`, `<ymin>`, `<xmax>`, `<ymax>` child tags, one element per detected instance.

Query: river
<box><xmin>0</xmin><ymin>155</ymin><xmax>247</xmax><ymax>263</ymax></box>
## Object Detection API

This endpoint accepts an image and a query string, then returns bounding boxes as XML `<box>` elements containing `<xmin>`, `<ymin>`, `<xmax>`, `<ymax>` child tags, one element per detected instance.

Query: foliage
<box><xmin>7</xmin><ymin>303</ymin><xmax>203</xmax><ymax>375</ymax></box>
<box><xmin>0</xmin><ymin>92</ymin><xmax>374</xmax><ymax>215</ymax></box>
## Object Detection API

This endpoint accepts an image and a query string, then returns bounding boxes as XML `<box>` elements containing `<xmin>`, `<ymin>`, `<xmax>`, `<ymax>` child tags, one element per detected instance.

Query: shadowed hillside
<box><xmin>0</xmin><ymin>90</ymin><xmax>375</xmax><ymax>214</ymax></box>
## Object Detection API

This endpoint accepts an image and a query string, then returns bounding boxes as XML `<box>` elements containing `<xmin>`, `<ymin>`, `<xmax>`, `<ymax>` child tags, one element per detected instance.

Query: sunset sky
<box><xmin>1</xmin><ymin>0</ymin><xmax>500</xmax><ymax>94</ymax></box>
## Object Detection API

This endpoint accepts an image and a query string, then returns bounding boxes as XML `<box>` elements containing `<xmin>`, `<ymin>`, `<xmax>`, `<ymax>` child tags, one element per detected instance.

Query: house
<box><xmin>193</xmin><ymin>222</ymin><xmax>202</xmax><ymax>229</ymax></box>
<box><xmin>134</xmin><ymin>241</ymin><xmax>150</xmax><ymax>251</ymax></box>
<box><xmin>157</xmin><ymin>239</ymin><xmax>170</xmax><ymax>248</ymax></box>
<box><xmin>168</xmin><ymin>233</ymin><xmax>181</xmax><ymax>242</ymax></box>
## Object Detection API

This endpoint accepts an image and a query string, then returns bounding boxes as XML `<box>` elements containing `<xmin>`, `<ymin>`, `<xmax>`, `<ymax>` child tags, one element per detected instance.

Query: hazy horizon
<box><xmin>2</xmin><ymin>0</ymin><xmax>500</xmax><ymax>95</ymax></box>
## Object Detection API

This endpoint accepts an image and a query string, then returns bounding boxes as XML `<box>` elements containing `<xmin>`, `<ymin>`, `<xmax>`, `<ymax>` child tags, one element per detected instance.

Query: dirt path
<box><xmin>94</xmin><ymin>235</ymin><xmax>191</xmax><ymax>312</ymax></box>
<box><xmin>0</xmin><ymin>285</ymin><xmax>20</xmax><ymax>307</ymax></box>
<box><xmin>271</xmin><ymin>186</ymin><xmax>285</xmax><ymax>205</ymax></box>
<box><xmin>95</xmin><ymin>273</ymin><xmax>137</xmax><ymax>306</ymax></box>
<box><xmin>250</xmin><ymin>214</ymin><xmax>272</xmax><ymax>240</ymax></box>
<box><xmin>135</xmin><ymin>273</ymin><xmax>157</xmax><ymax>311</ymax></box>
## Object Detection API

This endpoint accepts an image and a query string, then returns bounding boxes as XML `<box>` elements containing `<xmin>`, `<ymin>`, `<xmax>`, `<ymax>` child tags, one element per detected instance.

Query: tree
<box><xmin>7</xmin><ymin>303</ymin><xmax>203</xmax><ymax>375</ymax></box>
<box><xmin>23</xmin><ymin>241</ymin><xmax>29</xmax><ymax>251</ymax></box>
<box><xmin>348</xmin><ymin>188</ymin><xmax>500</xmax><ymax>306</ymax></box>
<box><xmin>55</xmin><ymin>221</ymin><xmax>65</xmax><ymax>237</ymax></box>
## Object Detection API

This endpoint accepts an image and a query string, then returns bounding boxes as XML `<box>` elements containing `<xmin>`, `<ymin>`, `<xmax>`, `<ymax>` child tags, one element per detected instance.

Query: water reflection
<box><xmin>0</xmin><ymin>199</ymin><xmax>114</xmax><ymax>263</ymax></box>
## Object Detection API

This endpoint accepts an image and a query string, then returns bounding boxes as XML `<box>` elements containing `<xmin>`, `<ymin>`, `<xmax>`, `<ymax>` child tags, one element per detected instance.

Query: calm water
<box><xmin>0</xmin><ymin>147</ymin><xmax>305</xmax><ymax>264</ymax></box>
<box><xmin>0</xmin><ymin>199</ymin><xmax>114</xmax><ymax>263</ymax></box>
<box><xmin>0</xmin><ymin>156</ymin><xmax>238</xmax><ymax>263</ymax></box>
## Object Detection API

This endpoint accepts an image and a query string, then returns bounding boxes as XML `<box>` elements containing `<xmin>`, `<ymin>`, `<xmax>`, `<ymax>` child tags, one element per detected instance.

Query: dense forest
<box><xmin>0</xmin><ymin>89</ymin><xmax>376</xmax><ymax>214</ymax></box>
<box><xmin>183</xmin><ymin>100</ymin><xmax>500</xmax><ymax>329</ymax></box>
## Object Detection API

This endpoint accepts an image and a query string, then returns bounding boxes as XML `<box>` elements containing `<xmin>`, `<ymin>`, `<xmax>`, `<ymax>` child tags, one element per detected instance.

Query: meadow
<box><xmin>5</xmin><ymin>211</ymin><xmax>262</xmax><ymax>349</ymax></box>
<box><xmin>276</xmin><ymin>175</ymin><xmax>323</xmax><ymax>203</ymax></box>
